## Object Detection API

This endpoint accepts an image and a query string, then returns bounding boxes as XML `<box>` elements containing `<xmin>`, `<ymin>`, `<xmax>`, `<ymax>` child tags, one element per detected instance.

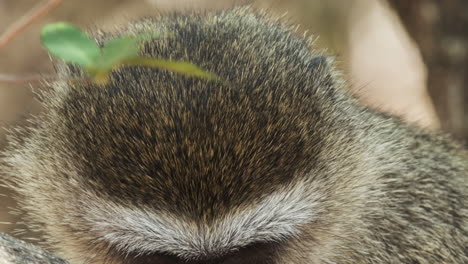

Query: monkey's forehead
<box><xmin>45</xmin><ymin>7</ymin><xmax>332</xmax><ymax>217</ymax></box>
<box><xmin>57</xmin><ymin>80</ymin><xmax>320</xmax><ymax>217</ymax></box>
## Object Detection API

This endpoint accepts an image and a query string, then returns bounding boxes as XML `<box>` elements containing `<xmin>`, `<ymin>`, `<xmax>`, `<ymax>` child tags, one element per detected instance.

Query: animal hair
<box><xmin>1</xmin><ymin>6</ymin><xmax>467</xmax><ymax>264</ymax></box>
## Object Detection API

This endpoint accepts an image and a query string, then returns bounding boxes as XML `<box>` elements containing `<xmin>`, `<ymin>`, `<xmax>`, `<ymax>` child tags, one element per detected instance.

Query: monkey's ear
<box><xmin>309</xmin><ymin>55</ymin><xmax>327</xmax><ymax>67</ymax></box>
<box><xmin>306</xmin><ymin>55</ymin><xmax>337</xmax><ymax>82</ymax></box>
<box><xmin>304</xmin><ymin>55</ymin><xmax>342</xmax><ymax>96</ymax></box>
<box><xmin>308</xmin><ymin>55</ymin><xmax>335</xmax><ymax>74</ymax></box>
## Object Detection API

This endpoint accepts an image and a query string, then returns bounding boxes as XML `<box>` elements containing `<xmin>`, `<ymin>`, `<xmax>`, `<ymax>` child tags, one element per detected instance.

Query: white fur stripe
<box><xmin>85</xmin><ymin>179</ymin><xmax>321</xmax><ymax>259</ymax></box>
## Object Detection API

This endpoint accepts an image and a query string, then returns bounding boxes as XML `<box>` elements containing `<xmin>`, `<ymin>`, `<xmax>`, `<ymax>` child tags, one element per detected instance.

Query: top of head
<box><xmin>10</xmin><ymin>7</ymin><xmax>351</xmax><ymax>262</ymax></box>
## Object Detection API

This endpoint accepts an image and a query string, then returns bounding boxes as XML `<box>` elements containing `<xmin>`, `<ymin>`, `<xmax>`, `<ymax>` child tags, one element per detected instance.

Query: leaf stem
<box><xmin>123</xmin><ymin>57</ymin><xmax>219</xmax><ymax>80</ymax></box>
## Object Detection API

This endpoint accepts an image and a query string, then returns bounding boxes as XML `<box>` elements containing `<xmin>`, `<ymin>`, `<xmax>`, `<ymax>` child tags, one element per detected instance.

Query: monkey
<box><xmin>1</xmin><ymin>6</ymin><xmax>467</xmax><ymax>264</ymax></box>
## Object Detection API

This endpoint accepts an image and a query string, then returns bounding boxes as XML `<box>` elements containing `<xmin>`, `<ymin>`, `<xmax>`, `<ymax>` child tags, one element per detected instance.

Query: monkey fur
<box><xmin>1</xmin><ymin>7</ymin><xmax>467</xmax><ymax>264</ymax></box>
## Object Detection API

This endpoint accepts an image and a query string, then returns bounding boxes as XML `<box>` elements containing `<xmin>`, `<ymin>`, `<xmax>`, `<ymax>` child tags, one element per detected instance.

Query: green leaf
<box><xmin>99</xmin><ymin>33</ymin><xmax>161</xmax><ymax>69</ymax></box>
<box><xmin>40</xmin><ymin>23</ymin><xmax>214</xmax><ymax>84</ymax></box>
<box><xmin>123</xmin><ymin>57</ymin><xmax>219</xmax><ymax>80</ymax></box>
<box><xmin>40</xmin><ymin>23</ymin><xmax>101</xmax><ymax>67</ymax></box>
<box><xmin>99</xmin><ymin>37</ymin><xmax>140</xmax><ymax>69</ymax></box>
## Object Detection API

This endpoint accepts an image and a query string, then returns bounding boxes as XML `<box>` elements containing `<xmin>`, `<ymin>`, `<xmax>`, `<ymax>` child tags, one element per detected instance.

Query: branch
<box><xmin>0</xmin><ymin>0</ymin><xmax>63</xmax><ymax>49</ymax></box>
<box><xmin>0</xmin><ymin>73</ymin><xmax>54</xmax><ymax>84</ymax></box>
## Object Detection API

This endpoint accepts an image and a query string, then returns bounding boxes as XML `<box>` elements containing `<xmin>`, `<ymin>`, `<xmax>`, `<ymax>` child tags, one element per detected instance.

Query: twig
<box><xmin>0</xmin><ymin>73</ymin><xmax>54</xmax><ymax>84</ymax></box>
<box><xmin>0</xmin><ymin>0</ymin><xmax>63</xmax><ymax>49</ymax></box>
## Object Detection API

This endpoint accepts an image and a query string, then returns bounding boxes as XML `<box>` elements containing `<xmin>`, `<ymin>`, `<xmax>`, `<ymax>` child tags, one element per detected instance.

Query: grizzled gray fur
<box><xmin>1</xmin><ymin>7</ymin><xmax>467</xmax><ymax>264</ymax></box>
<box><xmin>0</xmin><ymin>232</ymin><xmax>67</xmax><ymax>264</ymax></box>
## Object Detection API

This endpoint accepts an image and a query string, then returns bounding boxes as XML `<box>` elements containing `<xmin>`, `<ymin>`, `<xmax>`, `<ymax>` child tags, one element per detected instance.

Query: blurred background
<box><xmin>0</xmin><ymin>0</ymin><xmax>467</xmax><ymax>240</ymax></box>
